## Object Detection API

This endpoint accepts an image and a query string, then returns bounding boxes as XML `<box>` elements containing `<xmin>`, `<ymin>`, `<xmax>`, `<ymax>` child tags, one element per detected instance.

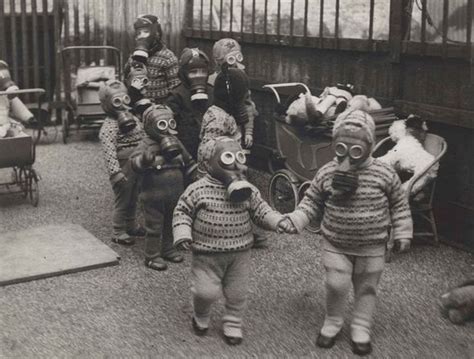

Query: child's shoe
<box><xmin>192</xmin><ymin>317</ymin><xmax>208</xmax><ymax>336</ymax></box>
<box><xmin>112</xmin><ymin>233</ymin><xmax>135</xmax><ymax>246</ymax></box>
<box><xmin>145</xmin><ymin>257</ymin><xmax>168</xmax><ymax>271</ymax></box>
<box><xmin>351</xmin><ymin>340</ymin><xmax>372</xmax><ymax>356</ymax></box>
<box><xmin>316</xmin><ymin>332</ymin><xmax>339</xmax><ymax>349</ymax></box>
<box><xmin>223</xmin><ymin>323</ymin><xmax>243</xmax><ymax>345</ymax></box>
<box><xmin>224</xmin><ymin>335</ymin><xmax>242</xmax><ymax>345</ymax></box>
<box><xmin>162</xmin><ymin>250</ymin><xmax>184</xmax><ymax>263</ymax></box>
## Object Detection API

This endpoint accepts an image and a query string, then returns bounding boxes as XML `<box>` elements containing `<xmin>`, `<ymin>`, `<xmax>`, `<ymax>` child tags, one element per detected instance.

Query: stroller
<box><xmin>0</xmin><ymin>88</ymin><xmax>45</xmax><ymax>206</ymax></box>
<box><xmin>264</xmin><ymin>82</ymin><xmax>397</xmax><ymax>232</ymax></box>
<box><xmin>61</xmin><ymin>46</ymin><xmax>122</xmax><ymax>143</ymax></box>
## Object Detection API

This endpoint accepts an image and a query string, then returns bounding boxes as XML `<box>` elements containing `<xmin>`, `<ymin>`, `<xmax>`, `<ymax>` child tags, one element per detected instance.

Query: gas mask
<box><xmin>213</xmin><ymin>67</ymin><xmax>249</xmax><ymax>125</ymax></box>
<box><xmin>212</xmin><ymin>38</ymin><xmax>245</xmax><ymax>71</ymax></box>
<box><xmin>99</xmin><ymin>80</ymin><xmax>136</xmax><ymax>133</ymax></box>
<box><xmin>0</xmin><ymin>60</ymin><xmax>20</xmax><ymax>96</ymax></box>
<box><xmin>126</xmin><ymin>63</ymin><xmax>151</xmax><ymax>114</ymax></box>
<box><xmin>143</xmin><ymin>105</ymin><xmax>182</xmax><ymax>160</ymax></box>
<box><xmin>178</xmin><ymin>48</ymin><xmax>210</xmax><ymax>104</ymax></box>
<box><xmin>132</xmin><ymin>15</ymin><xmax>162</xmax><ymax>62</ymax></box>
<box><xmin>208</xmin><ymin>138</ymin><xmax>252</xmax><ymax>202</ymax></box>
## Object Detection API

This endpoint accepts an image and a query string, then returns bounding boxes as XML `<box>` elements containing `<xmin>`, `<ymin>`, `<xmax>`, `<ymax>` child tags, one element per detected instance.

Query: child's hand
<box><xmin>244</xmin><ymin>134</ymin><xmax>253</xmax><ymax>148</ymax></box>
<box><xmin>396</xmin><ymin>238</ymin><xmax>411</xmax><ymax>252</ymax></box>
<box><xmin>277</xmin><ymin>218</ymin><xmax>297</xmax><ymax>234</ymax></box>
<box><xmin>175</xmin><ymin>239</ymin><xmax>191</xmax><ymax>251</ymax></box>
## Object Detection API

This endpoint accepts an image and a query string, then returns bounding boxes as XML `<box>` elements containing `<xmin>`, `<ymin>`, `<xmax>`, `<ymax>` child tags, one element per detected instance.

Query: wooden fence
<box><xmin>0</xmin><ymin>0</ymin><xmax>186</xmax><ymax>104</ymax></box>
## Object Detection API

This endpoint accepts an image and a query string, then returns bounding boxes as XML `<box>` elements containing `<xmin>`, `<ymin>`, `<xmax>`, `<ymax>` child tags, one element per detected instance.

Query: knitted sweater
<box><xmin>98</xmin><ymin>116</ymin><xmax>145</xmax><ymax>180</ymax></box>
<box><xmin>144</xmin><ymin>45</ymin><xmax>180</xmax><ymax>103</ymax></box>
<box><xmin>173</xmin><ymin>175</ymin><xmax>283</xmax><ymax>253</ymax></box>
<box><xmin>288</xmin><ymin>158</ymin><xmax>413</xmax><ymax>249</ymax></box>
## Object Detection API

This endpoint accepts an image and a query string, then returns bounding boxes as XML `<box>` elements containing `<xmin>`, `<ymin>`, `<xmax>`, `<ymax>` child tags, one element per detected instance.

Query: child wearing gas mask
<box><xmin>0</xmin><ymin>60</ymin><xmax>36</xmax><ymax>138</ymax></box>
<box><xmin>166</xmin><ymin>47</ymin><xmax>212</xmax><ymax>159</ymax></box>
<box><xmin>173</xmin><ymin>136</ymin><xmax>284</xmax><ymax>345</ymax></box>
<box><xmin>278</xmin><ymin>110</ymin><xmax>413</xmax><ymax>356</ymax></box>
<box><xmin>208</xmin><ymin>38</ymin><xmax>257</xmax><ymax>149</ymax></box>
<box><xmin>98</xmin><ymin>80</ymin><xmax>146</xmax><ymax>246</ymax></box>
<box><xmin>130</xmin><ymin>104</ymin><xmax>197</xmax><ymax>271</ymax></box>
<box><xmin>125</xmin><ymin>61</ymin><xmax>153</xmax><ymax>118</ymax></box>
<box><xmin>125</xmin><ymin>14</ymin><xmax>180</xmax><ymax>104</ymax></box>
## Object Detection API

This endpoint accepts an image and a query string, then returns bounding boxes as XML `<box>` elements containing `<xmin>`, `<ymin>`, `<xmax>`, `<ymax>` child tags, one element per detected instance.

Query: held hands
<box><xmin>395</xmin><ymin>238</ymin><xmax>411</xmax><ymax>253</ymax></box>
<box><xmin>277</xmin><ymin>217</ymin><xmax>297</xmax><ymax>234</ymax></box>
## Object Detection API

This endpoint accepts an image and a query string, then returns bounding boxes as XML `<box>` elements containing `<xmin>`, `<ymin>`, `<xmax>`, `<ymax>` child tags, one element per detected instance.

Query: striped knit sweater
<box><xmin>173</xmin><ymin>175</ymin><xmax>283</xmax><ymax>253</ymax></box>
<box><xmin>144</xmin><ymin>46</ymin><xmax>180</xmax><ymax>103</ymax></box>
<box><xmin>98</xmin><ymin>116</ymin><xmax>145</xmax><ymax>179</ymax></box>
<box><xmin>288</xmin><ymin>158</ymin><xmax>413</xmax><ymax>248</ymax></box>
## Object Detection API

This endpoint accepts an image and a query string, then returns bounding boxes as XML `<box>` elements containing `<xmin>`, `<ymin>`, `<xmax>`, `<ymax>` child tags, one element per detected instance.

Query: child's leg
<box><xmin>191</xmin><ymin>253</ymin><xmax>223</xmax><ymax>329</ymax></box>
<box><xmin>160</xmin><ymin>200</ymin><xmax>183</xmax><ymax>262</ymax></box>
<box><xmin>321</xmin><ymin>250</ymin><xmax>353</xmax><ymax>337</ymax></box>
<box><xmin>350</xmin><ymin>255</ymin><xmax>385</xmax><ymax>344</ymax></box>
<box><xmin>222</xmin><ymin>250</ymin><xmax>251</xmax><ymax>340</ymax></box>
<box><xmin>142</xmin><ymin>200</ymin><xmax>164</xmax><ymax>262</ymax></box>
<box><xmin>121</xmin><ymin>159</ymin><xmax>140</xmax><ymax>232</ymax></box>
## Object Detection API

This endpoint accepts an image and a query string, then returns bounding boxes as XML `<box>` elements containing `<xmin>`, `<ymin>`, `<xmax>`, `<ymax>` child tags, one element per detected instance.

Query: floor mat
<box><xmin>0</xmin><ymin>223</ymin><xmax>119</xmax><ymax>286</ymax></box>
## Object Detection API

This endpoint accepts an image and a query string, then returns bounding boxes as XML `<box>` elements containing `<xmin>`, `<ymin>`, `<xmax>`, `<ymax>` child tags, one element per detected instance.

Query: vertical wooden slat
<box><xmin>303</xmin><ymin>0</ymin><xmax>308</xmax><ymax>40</ymax></box>
<box><xmin>241</xmin><ymin>0</ymin><xmax>245</xmax><ymax>38</ymax></box>
<box><xmin>0</xmin><ymin>1</ymin><xmax>6</xmax><ymax>59</ymax></box>
<box><xmin>200</xmin><ymin>0</ymin><xmax>203</xmax><ymax>37</ymax></box>
<box><xmin>93</xmin><ymin>1</ymin><xmax>101</xmax><ymax>64</ymax></box>
<box><xmin>84</xmin><ymin>0</ymin><xmax>90</xmax><ymax>64</ymax></box>
<box><xmin>210</xmin><ymin>0</ymin><xmax>213</xmax><ymax>33</ymax></box>
<box><xmin>251</xmin><ymin>0</ymin><xmax>256</xmax><ymax>42</ymax></box>
<box><xmin>289</xmin><ymin>0</ymin><xmax>295</xmax><ymax>44</ymax></box>
<box><xmin>10</xmin><ymin>0</ymin><xmax>19</xmax><ymax>82</ymax></box>
<box><xmin>467</xmin><ymin>0</ymin><xmax>472</xmax><ymax>47</ymax></box>
<box><xmin>20</xmin><ymin>0</ymin><xmax>29</xmax><ymax>100</ymax></box>
<box><xmin>319</xmin><ymin>0</ymin><xmax>324</xmax><ymax>47</ymax></box>
<box><xmin>186</xmin><ymin>0</ymin><xmax>194</xmax><ymax>35</ymax></box>
<box><xmin>389</xmin><ymin>0</ymin><xmax>403</xmax><ymax>100</ymax></box>
<box><xmin>276</xmin><ymin>0</ymin><xmax>281</xmax><ymax>42</ymax></box>
<box><xmin>32</xmin><ymin>0</ymin><xmax>40</xmax><ymax>90</ymax></box>
<box><xmin>442</xmin><ymin>0</ymin><xmax>449</xmax><ymax>57</ymax></box>
<box><xmin>421</xmin><ymin>0</ymin><xmax>427</xmax><ymax>45</ymax></box>
<box><xmin>53</xmin><ymin>0</ymin><xmax>62</xmax><ymax>113</ymax></box>
<box><xmin>335</xmin><ymin>0</ymin><xmax>340</xmax><ymax>47</ymax></box>
<box><xmin>63</xmin><ymin>0</ymin><xmax>71</xmax><ymax>103</ymax></box>
<box><xmin>219</xmin><ymin>0</ymin><xmax>223</xmax><ymax>34</ymax></box>
<box><xmin>264</xmin><ymin>0</ymin><xmax>268</xmax><ymax>41</ymax></box>
<box><xmin>42</xmin><ymin>0</ymin><xmax>51</xmax><ymax>97</ymax></box>
<box><xmin>369</xmin><ymin>0</ymin><xmax>375</xmax><ymax>41</ymax></box>
<box><xmin>230</xmin><ymin>0</ymin><xmax>234</xmax><ymax>33</ymax></box>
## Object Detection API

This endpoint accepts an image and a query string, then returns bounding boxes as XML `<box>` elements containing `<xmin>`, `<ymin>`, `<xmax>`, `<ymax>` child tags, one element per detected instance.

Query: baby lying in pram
<box><xmin>0</xmin><ymin>60</ymin><xmax>35</xmax><ymax>138</ymax></box>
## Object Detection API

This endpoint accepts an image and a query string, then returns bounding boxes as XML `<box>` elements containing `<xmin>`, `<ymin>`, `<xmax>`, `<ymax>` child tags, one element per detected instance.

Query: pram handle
<box><xmin>263</xmin><ymin>83</ymin><xmax>311</xmax><ymax>104</ymax></box>
<box><xmin>0</xmin><ymin>88</ymin><xmax>46</xmax><ymax>96</ymax></box>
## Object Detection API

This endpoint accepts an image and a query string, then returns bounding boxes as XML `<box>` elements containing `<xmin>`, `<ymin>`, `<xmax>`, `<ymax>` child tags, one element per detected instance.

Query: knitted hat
<box><xmin>212</xmin><ymin>38</ymin><xmax>244</xmax><ymax>70</ymax></box>
<box><xmin>178</xmin><ymin>47</ymin><xmax>210</xmax><ymax>83</ymax></box>
<box><xmin>99</xmin><ymin>79</ymin><xmax>129</xmax><ymax>115</ymax></box>
<box><xmin>214</xmin><ymin>67</ymin><xmax>249</xmax><ymax>104</ymax></box>
<box><xmin>332</xmin><ymin>110</ymin><xmax>376</xmax><ymax>147</ymax></box>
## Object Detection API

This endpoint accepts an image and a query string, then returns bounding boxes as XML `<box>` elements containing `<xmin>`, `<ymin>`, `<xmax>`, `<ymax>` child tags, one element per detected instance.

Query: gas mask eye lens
<box><xmin>123</xmin><ymin>95</ymin><xmax>131</xmax><ymax>105</ymax></box>
<box><xmin>335</xmin><ymin>143</ymin><xmax>348</xmax><ymax>157</ymax></box>
<box><xmin>157</xmin><ymin>119</ymin><xmax>168</xmax><ymax>131</ymax></box>
<box><xmin>220</xmin><ymin>151</ymin><xmax>235</xmax><ymax>165</ymax></box>
<box><xmin>235</xmin><ymin>151</ymin><xmax>246</xmax><ymax>164</ymax></box>
<box><xmin>142</xmin><ymin>77</ymin><xmax>149</xmax><ymax>86</ymax></box>
<box><xmin>112</xmin><ymin>97</ymin><xmax>123</xmax><ymax>107</ymax></box>
<box><xmin>349</xmin><ymin>145</ymin><xmax>364</xmax><ymax>159</ymax></box>
<box><xmin>235</xmin><ymin>52</ymin><xmax>243</xmax><ymax>62</ymax></box>
<box><xmin>226</xmin><ymin>55</ymin><xmax>236</xmax><ymax>65</ymax></box>
<box><xmin>168</xmin><ymin>119</ymin><xmax>177</xmax><ymax>130</ymax></box>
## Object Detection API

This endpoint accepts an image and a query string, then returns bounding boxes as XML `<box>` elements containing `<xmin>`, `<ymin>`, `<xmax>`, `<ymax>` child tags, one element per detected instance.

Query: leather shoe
<box><xmin>192</xmin><ymin>317</ymin><xmax>208</xmax><ymax>336</ymax></box>
<box><xmin>316</xmin><ymin>332</ymin><xmax>338</xmax><ymax>349</ymax></box>
<box><xmin>224</xmin><ymin>335</ymin><xmax>243</xmax><ymax>345</ymax></box>
<box><xmin>112</xmin><ymin>234</ymin><xmax>135</xmax><ymax>246</ymax></box>
<box><xmin>162</xmin><ymin>252</ymin><xmax>184</xmax><ymax>263</ymax></box>
<box><xmin>351</xmin><ymin>340</ymin><xmax>372</xmax><ymax>356</ymax></box>
<box><xmin>145</xmin><ymin>258</ymin><xmax>168</xmax><ymax>271</ymax></box>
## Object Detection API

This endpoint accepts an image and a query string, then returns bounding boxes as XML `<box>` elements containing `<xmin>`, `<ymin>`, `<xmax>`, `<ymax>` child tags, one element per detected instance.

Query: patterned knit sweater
<box><xmin>288</xmin><ymin>158</ymin><xmax>413</xmax><ymax>249</ymax></box>
<box><xmin>98</xmin><ymin>116</ymin><xmax>145</xmax><ymax>179</ymax></box>
<box><xmin>144</xmin><ymin>45</ymin><xmax>180</xmax><ymax>103</ymax></box>
<box><xmin>173</xmin><ymin>175</ymin><xmax>283</xmax><ymax>253</ymax></box>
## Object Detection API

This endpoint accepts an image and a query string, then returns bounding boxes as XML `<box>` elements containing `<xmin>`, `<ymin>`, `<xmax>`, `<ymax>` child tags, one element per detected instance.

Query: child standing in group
<box><xmin>279</xmin><ymin>110</ymin><xmax>413</xmax><ymax>356</ymax></box>
<box><xmin>98</xmin><ymin>80</ymin><xmax>145</xmax><ymax>245</ymax></box>
<box><xmin>172</xmin><ymin>137</ymin><xmax>284</xmax><ymax>345</ymax></box>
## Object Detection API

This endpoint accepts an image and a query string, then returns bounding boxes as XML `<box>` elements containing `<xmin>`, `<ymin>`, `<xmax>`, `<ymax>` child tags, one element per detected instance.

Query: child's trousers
<box><xmin>191</xmin><ymin>250</ymin><xmax>251</xmax><ymax>338</ymax></box>
<box><xmin>112</xmin><ymin>149</ymin><xmax>140</xmax><ymax>237</ymax></box>
<box><xmin>321</xmin><ymin>250</ymin><xmax>385</xmax><ymax>342</ymax></box>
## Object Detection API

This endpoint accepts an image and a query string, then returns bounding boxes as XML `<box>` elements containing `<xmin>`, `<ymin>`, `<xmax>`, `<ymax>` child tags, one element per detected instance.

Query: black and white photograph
<box><xmin>0</xmin><ymin>0</ymin><xmax>473</xmax><ymax>357</ymax></box>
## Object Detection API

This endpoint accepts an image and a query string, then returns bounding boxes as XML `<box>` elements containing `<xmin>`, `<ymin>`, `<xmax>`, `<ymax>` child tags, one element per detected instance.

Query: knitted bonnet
<box><xmin>332</xmin><ymin>110</ymin><xmax>376</xmax><ymax>148</ymax></box>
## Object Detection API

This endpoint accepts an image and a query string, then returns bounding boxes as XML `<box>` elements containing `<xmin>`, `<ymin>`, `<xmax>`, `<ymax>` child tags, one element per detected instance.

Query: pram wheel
<box><xmin>298</xmin><ymin>181</ymin><xmax>321</xmax><ymax>233</ymax></box>
<box><xmin>268</xmin><ymin>169</ymin><xmax>299</xmax><ymax>214</ymax></box>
